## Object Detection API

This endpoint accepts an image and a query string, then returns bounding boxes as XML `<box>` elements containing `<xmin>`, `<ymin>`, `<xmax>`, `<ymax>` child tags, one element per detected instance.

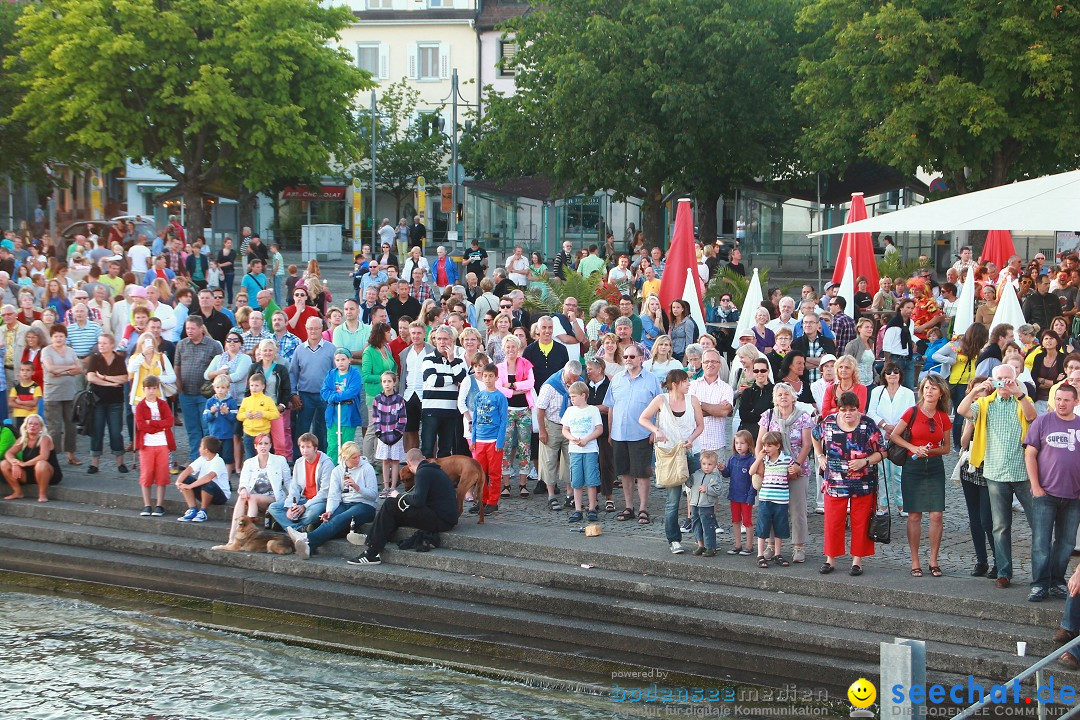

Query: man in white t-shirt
<box><xmin>552</xmin><ymin>296</ymin><xmax>587</xmax><ymax>358</ymax></box>
<box><xmin>128</xmin><ymin>233</ymin><xmax>152</xmax><ymax>275</ymax></box>
<box><xmin>378</xmin><ymin>218</ymin><xmax>395</xmax><ymax>249</ymax></box>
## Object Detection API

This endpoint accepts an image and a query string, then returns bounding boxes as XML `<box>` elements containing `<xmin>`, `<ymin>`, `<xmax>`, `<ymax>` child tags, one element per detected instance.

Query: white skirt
<box><xmin>375</xmin><ymin>439</ymin><xmax>405</xmax><ymax>461</ymax></box>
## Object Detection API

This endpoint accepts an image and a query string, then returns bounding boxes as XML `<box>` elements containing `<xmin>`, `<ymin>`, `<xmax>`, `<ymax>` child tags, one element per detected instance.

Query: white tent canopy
<box><xmin>808</xmin><ymin>170</ymin><xmax>1080</xmax><ymax>236</ymax></box>
<box><xmin>952</xmin><ymin>266</ymin><xmax>976</xmax><ymax>338</ymax></box>
<box><xmin>989</xmin><ymin>284</ymin><xmax>1026</xmax><ymax>338</ymax></box>
<box><xmin>734</xmin><ymin>268</ymin><xmax>764</xmax><ymax>340</ymax></box>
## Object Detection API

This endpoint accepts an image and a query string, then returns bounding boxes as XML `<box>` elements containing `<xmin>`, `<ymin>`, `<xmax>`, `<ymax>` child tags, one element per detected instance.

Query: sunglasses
<box><xmin>227</xmin><ymin>338</ymin><xmax>241</xmax><ymax>343</ymax></box>
<box><xmin>753</xmin><ymin>368</ymin><xmax>769</xmax><ymax>373</ymax></box>
<box><xmin>500</xmin><ymin>305</ymin><xmax>511</xmax><ymax>309</ymax></box>
<box><xmin>884</xmin><ymin>369</ymin><xmax>900</xmax><ymax>375</ymax></box>
<box><xmin>623</xmin><ymin>354</ymin><xmax>639</xmax><ymax>360</ymax></box>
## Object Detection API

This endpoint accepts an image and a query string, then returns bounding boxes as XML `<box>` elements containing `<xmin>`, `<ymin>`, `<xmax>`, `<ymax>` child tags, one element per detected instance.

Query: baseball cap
<box><xmin>818</xmin><ymin>353</ymin><xmax>837</xmax><ymax>366</ymax></box>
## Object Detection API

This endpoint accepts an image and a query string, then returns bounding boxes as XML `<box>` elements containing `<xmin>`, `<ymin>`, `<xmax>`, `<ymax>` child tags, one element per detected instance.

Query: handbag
<box><xmin>885</xmin><ymin>407</ymin><xmax>917</xmax><ymax>466</ymax></box>
<box><xmin>654</xmin><ymin>443</ymin><xmax>689</xmax><ymax>488</ymax></box>
<box><xmin>199</xmin><ymin>379</ymin><xmax>216</xmax><ymax>398</ymax></box>
<box><xmin>868</xmin><ymin>474</ymin><xmax>892</xmax><ymax>544</ymax></box>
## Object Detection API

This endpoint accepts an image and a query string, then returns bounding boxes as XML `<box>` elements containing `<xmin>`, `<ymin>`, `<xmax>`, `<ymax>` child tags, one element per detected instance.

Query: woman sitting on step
<box><xmin>1</xmin><ymin>413</ymin><xmax>60</xmax><ymax>502</ymax></box>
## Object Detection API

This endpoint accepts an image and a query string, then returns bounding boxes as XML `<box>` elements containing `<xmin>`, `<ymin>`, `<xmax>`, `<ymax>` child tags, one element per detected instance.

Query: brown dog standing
<box><xmin>398</xmin><ymin>455</ymin><xmax>486</xmax><ymax>524</ymax></box>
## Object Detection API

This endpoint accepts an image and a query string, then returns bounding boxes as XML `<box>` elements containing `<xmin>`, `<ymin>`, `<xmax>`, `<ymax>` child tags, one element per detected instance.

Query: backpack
<box><xmin>73</xmin><ymin>389</ymin><xmax>98</xmax><ymax>436</ymax></box>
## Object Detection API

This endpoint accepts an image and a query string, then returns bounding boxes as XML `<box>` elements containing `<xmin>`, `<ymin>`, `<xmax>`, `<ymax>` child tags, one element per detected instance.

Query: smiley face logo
<box><xmin>848</xmin><ymin>678</ymin><xmax>877</xmax><ymax>709</ymax></box>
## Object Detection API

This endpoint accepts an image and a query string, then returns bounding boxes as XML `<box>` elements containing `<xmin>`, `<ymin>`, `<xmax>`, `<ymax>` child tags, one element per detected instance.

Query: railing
<box><xmin>950</xmin><ymin>635</ymin><xmax>1080</xmax><ymax>720</ymax></box>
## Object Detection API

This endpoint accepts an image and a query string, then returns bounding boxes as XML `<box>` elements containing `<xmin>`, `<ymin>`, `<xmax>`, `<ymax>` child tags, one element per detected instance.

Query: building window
<box><xmin>356</xmin><ymin>43</ymin><xmax>379</xmax><ymax>76</ymax></box>
<box><xmin>367</xmin><ymin>0</ymin><xmax>393</xmax><ymax>8</ymax></box>
<box><xmin>410</xmin><ymin>43</ymin><xmax>447</xmax><ymax>81</ymax></box>
<box><xmin>498</xmin><ymin>40</ymin><xmax>517</xmax><ymax>78</ymax></box>
<box><xmin>428</xmin><ymin>0</ymin><xmax>447</xmax><ymax>7</ymax></box>
<box><xmin>355</xmin><ymin>42</ymin><xmax>388</xmax><ymax>80</ymax></box>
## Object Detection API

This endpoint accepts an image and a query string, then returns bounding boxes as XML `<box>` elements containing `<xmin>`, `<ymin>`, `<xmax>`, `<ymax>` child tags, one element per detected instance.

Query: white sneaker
<box><xmin>1013</xmin><ymin>499</ymin><xmax>1024</xmax><ymax>512</ymax></box>
<box><xmin>346</xmin><ymin>531</ymin><xmax>367</xmax><ymax>546</ymax></box>
<box><xmin>764</xmin><ymin>545</ymin><xmax>775</xmax><ymax>560</ymax></box>
<box><xmin>287</xmin><ymin>527</ymin><xmax>310</xmax><ymax>560</ymax></box>
<box><xmin>670</xmin><ymin>541</ymin><xmax>685</xmax><ymax>554</ymax></box>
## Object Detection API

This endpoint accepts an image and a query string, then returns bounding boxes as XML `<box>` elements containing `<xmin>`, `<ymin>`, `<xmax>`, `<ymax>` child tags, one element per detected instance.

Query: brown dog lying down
<box><xmin>398</xmin><ymin>454</ymin><xmax>486</xmax><ymax>524</ymax></box>
<box><xmin>212</xmin><ymin>516</ymin><xmax>295</xmax><ymax>554</ymax></box>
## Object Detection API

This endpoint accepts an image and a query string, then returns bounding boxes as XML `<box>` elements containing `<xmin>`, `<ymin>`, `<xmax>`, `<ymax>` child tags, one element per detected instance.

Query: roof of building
<box><xmin>464</xmin><ymin>176</ymin><xmax>556</xmax><ymax>201</ymax></box>
<box><xmin>352</xmin><ymin>9</ymin><xmax>475</xmax><ymax>22</ymax></box>
<box><xmin>476</xmin><ymin>0</ymin><xmax>532</xmax><ymax>31</ymax></box>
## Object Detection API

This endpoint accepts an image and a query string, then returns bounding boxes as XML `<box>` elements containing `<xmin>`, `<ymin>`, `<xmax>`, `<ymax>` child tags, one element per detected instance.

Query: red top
<box><xmin>284</xmin><ymin>305</ymin><xmax>322</xmax><ymax>342</ymax></box>
<box><xmin>389</xmin><ymin>336</ymin><xmax>408</xmax><ymax>371</ymax></box>
<box><xmin>820</xmin><ymin>382</ymin><xmax>868</xmax><ymax>418</ymax></box>
<box><xmin>134</xmin><ymin>397</ymin><xmax>176</xmax><ymax>451</ymax></box>
<box><xmin>904</xmin><ymin>407</ymin><xmax>951</xmax><ymax>449</ymax></box>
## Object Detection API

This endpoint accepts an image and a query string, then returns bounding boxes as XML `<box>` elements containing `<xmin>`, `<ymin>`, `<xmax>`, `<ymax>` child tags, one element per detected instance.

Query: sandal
<box><xmin>757</xmin><ymin>556</ymin><xmax>770</xmax><ymax>569</ymax></box>
<box><xmin>773</xmin><ymin>554</ymin><xmax>790</xmax><ymax>567</ymax></box>
<box><xmin>567</xmin><ymin>511</ymin><xmax>583</xmax><ymax>523</ymax></box>
<box><xmin>605</xmin><ymin>499</ymin><xmax>616</xmax><ymax>512</ymax></box>
<box><xmin>501</xmin><ymin>486</ymin><xmax>511</xmax><ymax>499</ymax></box>
<box><xmin>819</xmin><ymin>563</ymin><xmax>835</xmax><ymax>574</ymax></box>
<box><xmin>548</xmin><ymin>497</ymin><xmax>562</xmax><ymax>511</ymax></box>
<box><xmin>615</xmin><ymin>508</ymin><xmax>634</xmax><ymax>521</ymax></box>
<box><xmin>519</xmin><ymin>486</ymin><xmax>530</xmax><ymax>498</ymax></box>
<box><xmin>910</xmin><ymin>567</ymin><xmax>923</xmax><ymax>577</ymax></box>
<box><xmin>929</xmin><ymin>566</ymin><xmax>943</xmax><ymax>577</ymax></box>
<box><xmin>739</xmin><ymin>546</ymin><xmax>754</xmax><ymax>556</ymax></box>
<box><xmin>586</xmin><ymin>509</ymin><xmax>598</xmax><ymax>522</ymax></box>
<box><xmin>850</xmin><ymin>565</ymin><xmax>863</xmax><ymax>576</ymax></box>
<box><xmin>637</xmin><ymin>510</ymin><xmax>651</xmax><ymax>525</ymax></box>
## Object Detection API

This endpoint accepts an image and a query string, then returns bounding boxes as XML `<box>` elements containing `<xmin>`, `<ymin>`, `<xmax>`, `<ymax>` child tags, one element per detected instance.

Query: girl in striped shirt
<box><xmin>750</xmin><ymin>431</ymin><xmax>793</xmax><ymax>569</ymax></box>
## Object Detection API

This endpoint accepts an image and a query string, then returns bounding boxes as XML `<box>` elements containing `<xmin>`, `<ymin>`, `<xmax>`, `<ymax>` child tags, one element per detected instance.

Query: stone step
<box><xmin>0</xmin><ymin>497</ymin><xmax>1053</xmax><ymax>658</ymax></box>
<box><xmin>39</xmin><ymin>481</ymin><xmax>1053</xmax><ymax>630</ymax></box>
<box><xmin>0</xmin><ymin>533</ymin><xmax>876</xmax><ymax>693</ymax></box>
<box><xmin>0</xmin><ymin>514</ymin><xmax>1051</xmax><ymax>686</ymax></box>
<box><xmin>436</xmin><ymin>524</ymin><xmax>1063</xmax><ymax>627</ymax></box>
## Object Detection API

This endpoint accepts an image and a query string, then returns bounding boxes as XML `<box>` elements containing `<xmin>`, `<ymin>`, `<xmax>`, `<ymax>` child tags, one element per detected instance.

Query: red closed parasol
<box><xmin>979</xmin><ymin>230</ymin><xmax>1017</xmax><ymax>270</ymax></box>
<box><xmin>831</xmin><ymin>193</ymin><xmax>880</xmax><ymax>292</ymax></box>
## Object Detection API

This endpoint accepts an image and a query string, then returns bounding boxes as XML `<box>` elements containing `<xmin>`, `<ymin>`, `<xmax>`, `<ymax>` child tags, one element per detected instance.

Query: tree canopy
<box><xmin>794</xmin><ymin>0</ymin><xmax>1080</xmax><ymax>193</ymax></box>
<box><xmin>353</xmin><ymin>79</ymin><xmax>448</xmax><ymax>224</ymax></box>
<box><xmin>0</xmin><ymin>0</ymin><xmax>43</xmax><ymax>184</ymax></box>
<box><xmin>464</xmin><ymin>0</ymin><xmax>801</xmax><ymax>244</ymax></box>
<box><xmin>8</xmin><ymin>0</ymin><xmax>374</xmax><ymax>236</ymax></box>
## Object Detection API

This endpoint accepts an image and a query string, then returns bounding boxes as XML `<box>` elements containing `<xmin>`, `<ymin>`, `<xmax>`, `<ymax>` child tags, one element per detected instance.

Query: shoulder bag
<box><xmin>885</xmin><ymin>406</ymin><xmax>917</xmax><ymax>466</ymax></box>
<box><xmin>868</xmin><ymin>471</ymin><xmax>892</xmax><ymax>544</ymax></box>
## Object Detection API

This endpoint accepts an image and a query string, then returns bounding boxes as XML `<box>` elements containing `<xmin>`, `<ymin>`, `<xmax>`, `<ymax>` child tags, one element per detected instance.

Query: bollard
<box><xmin>881</xmin><ymin>638</ymin><xmax>927</xmax><ymax>720</ymax></box>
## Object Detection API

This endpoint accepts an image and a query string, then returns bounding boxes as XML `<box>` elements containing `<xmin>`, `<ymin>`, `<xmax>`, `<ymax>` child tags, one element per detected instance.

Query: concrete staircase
<box><xmin>0</xmin><ymin>475</ymin><xmax>1072</xmax><ymax>696</ymax></box>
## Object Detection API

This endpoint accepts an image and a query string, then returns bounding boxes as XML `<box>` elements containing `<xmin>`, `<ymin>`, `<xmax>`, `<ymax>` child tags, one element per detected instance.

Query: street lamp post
<box><xmin>370</xmin><ymin>89</ymin><xmax>377</xmax><ymax>249</ymax></box>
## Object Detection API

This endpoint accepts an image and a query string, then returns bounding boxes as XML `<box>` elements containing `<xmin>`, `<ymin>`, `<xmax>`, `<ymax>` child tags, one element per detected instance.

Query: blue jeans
<box><xmin>306</xmin><ymin>501</ymin><xmax>376</xmax><ymax>550</ymax></box>
<box><xmin>223</xmin><ymin>273</ymin><xmax>235</xmax><ymax>304</ymax></box>
<box><xmin>894</xmin><ymin>354</ymin><xmax>916</xmax><ymax>390</ymax></box>
<box><xmin>879</xmin><ymin>459</ymin><xmax>904</xmax><ymax>511</ymax></box>
<box><xmin>90</xmin><ymin>401</ymin><xmax>124</xmax><ymax>457</ymax></box>
<box><xmin>273</xmin><ymin>275</ymin><xmax>284</xmax><ymax>309</ymax></box>
<box><xmin>294</xmin><ymin>391</ymin><xmax>327</xmax><ymax>457</ymax></box>
<box><xmin>1029</xmin><ymin>493</ymin><xmax>1080</xmax><ymax>590</ymax></box>
<box><xmin>421</xmin><ymin>412</ymin><xmax>457</xmax><ymax>458</ymax></box>
<box><xmin>664</xmin><ymin>485</ymin><xmax>684</xmax><ymax>543</ymax></box>
<box><xmin>987</xmin><ymin>480</ymin><xmax>1033</xmax><ymax>580</ymax></box>
<box><xmin>961</xmin><ymin>479</ymin><xmax>994</xmax><ymax>565</ymax></box>
<box><xmin>691</xmin><ymin>505</ymin><xmax>718</xmax><ymax>550</ymax></box>
<box><xmin>267</xmin><ymin>499</ymin><xmax>328</xmax><ymax>532</ymax></box>
<box><xmin>1063</xmin><ymin>592</ymin><xmax>1080</xmax><ymax>660</ymax></box>
<box><xmin>178</xmin><ymin>393</ymin><xmax>208</xmax><ymax>460</ymax></box>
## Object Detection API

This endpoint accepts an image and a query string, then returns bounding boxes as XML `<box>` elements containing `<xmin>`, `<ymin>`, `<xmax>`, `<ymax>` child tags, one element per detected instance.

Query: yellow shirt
<box><xmin>641</xmin><ymin>279</ymin><xmax>661</xmax><ymax>299</ymax></box>
<box><xmin>8</xmin><ymin>383</ymin><xmax>41</xmax><ymax>419</ymax></box>
<box><xmin>237</xmin><ymin>392</ymin><xmax>280</xmax><ymax>437</ymax></box>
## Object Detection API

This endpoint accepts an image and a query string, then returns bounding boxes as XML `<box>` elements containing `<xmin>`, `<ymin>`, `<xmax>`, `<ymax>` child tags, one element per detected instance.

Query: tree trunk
<box><xmin>641</xmin><ymin>185</ymin><xmax>664</xmax><ymax>249</ymax></box>
<box><xmin>182</xmin><ymin>186</ymin><xmax>205</xmax><ymax>246</ymax></box>
<box><xmin>236</xmin><ymin>184</ymin><xmax>256</xmax><ymax>242</ymax></box>
<box><xmin>696</xmin><ymin>189</ymin><xmax>720</xmax><ymax>245</ymax></box>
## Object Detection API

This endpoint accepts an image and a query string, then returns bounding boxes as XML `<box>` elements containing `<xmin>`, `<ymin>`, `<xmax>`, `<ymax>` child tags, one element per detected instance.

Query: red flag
<box><xmin>831</xmin><ymin>193</ymin><xmax>879</xmax><ymax>292</ymax></box>
<box><xmin>659</xmin><ymin>199</ymin><xmax>705</xmax><ymax>325</ymax></box>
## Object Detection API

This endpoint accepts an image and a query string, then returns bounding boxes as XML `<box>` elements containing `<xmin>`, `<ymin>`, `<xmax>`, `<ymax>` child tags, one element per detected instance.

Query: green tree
<box><xmin>795</xmin><ymin>0</ymin><xmax>1080</xmax><ymax>193</ymax></box>
<box><xmin>353</xmin><ymin>79</ymin><xmax>449</xmax><ymax>222</ymax></box>
<box><xmin>0</xmin><ymin>0</ymin><xmax>45</xmax><ymax>184</ymax></box>
<box><xmin>464</xmin><ymin>0</ymin><xmax>800</xmax><ymax>244</ymax></box>
<box><xmin>8</xmin><ymin>0</ymin><xmax>374</xmax><ymax>238</ymax></box>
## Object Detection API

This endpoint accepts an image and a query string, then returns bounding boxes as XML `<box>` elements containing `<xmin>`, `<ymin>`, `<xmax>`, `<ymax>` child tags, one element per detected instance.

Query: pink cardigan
<box><xmin>496</xmin><ymin>356</ymin><xmax>536</xmax><ymax>409</ymax></box>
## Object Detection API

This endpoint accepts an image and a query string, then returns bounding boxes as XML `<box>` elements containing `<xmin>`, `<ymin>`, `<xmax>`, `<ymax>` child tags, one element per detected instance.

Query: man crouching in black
<box><xmin>348</xmin><ymin>448</ymin><xmax>459</xmax><ymax>566</ymax></box>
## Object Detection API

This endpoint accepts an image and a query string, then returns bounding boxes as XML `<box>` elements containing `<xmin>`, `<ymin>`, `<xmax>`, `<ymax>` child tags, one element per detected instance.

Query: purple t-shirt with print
<box><xmin>1024</xmin><ymin>412</ymin><xmax>1080</xmax><ymax>499</ymax></box>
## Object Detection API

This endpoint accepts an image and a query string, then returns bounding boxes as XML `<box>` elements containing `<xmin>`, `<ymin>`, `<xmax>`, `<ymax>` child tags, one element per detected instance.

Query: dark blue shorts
<box><xmin>183</xmin><ymin>476</ymin><xmax>228</xmax><ymax>505</ymax></box>
<box><xmin>754</xmin><ymin>500</ymin><xmax>790</xmax><ymax>539</ymax></box>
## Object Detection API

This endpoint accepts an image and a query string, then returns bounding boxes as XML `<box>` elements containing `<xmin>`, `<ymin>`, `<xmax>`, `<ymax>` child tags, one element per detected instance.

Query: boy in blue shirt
<box><xmin>203</xmin><ymin>374</ymin><xmax>238</xmax><ymax>475</ymax></box>
<box><xmin>469</xmin><ymin>363</ymin><xmax>508</xmax><ymax>514</ymax></box>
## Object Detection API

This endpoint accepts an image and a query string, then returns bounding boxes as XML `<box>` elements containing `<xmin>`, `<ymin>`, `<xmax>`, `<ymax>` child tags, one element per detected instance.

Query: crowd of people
<box><xmin>4</xmin><ymin>219</ymin><xmax>1080</xmax><ymax>654</ymax></box>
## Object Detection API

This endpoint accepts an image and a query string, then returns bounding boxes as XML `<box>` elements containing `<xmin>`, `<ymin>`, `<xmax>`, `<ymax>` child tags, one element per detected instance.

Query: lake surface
<box><xmin>0</xmin><ymin>592</ymin><xmax>637</xmax><ymax>719</ymax></box>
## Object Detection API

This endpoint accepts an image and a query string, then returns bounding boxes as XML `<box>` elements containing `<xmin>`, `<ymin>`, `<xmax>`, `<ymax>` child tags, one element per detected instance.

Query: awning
<box><xmin>809</xmin><ymin>170</ymin><xmax>1080</xmax><ymax>236</ymax></box>
<box><xmin>155</xmin><ymin>179</ymin><xmax>241</xmax><ymax>202</ymax></box>
<box><xmin>136</xmin><ymin>183</ymin><xmax>173</xmax><ymax>194</ymax></box>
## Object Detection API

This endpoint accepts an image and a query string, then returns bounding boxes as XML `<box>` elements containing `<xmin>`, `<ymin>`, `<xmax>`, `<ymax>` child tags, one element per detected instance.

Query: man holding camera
<box><xmin>958</xmin><ymin>364</ymin><xmax>1038</xmax><ymax>589</ymax></box>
